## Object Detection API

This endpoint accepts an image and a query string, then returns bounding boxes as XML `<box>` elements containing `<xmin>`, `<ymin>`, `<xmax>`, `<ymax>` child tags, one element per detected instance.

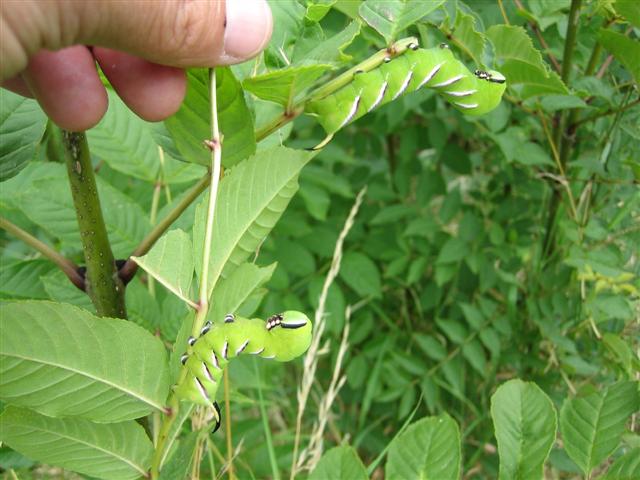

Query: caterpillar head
<box><xmin>265</xmin><ymin>311</ymin><xmax>312</xmax><ymax>362</ymax></box>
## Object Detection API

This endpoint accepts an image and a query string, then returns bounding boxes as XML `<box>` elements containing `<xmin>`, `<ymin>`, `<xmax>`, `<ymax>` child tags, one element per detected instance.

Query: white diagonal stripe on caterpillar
<box><xmin>432</xmin><ymin>74</ymin><xmax>464</xmax><ymax>88</ymax></box>
<box><xmin>194</xmin><ymin>377</ymin><xmax>210</xmax><ymax>403</ymax></box>
<box><xmin>417</xmin><ymin>62</ymin><xmax>444</xmax><ymax>89</ymax></box>
<box><xmin>392</xmin><ymin>64</ymin><xmax>415</xmax><ymax>100</ymax></box>
<box><xmin>236</xmin><ymin>339</ymin><xmax>250</xmax><ymax>356</ymax></box>
<box><xmin>368</xmin><ymin>76</ymin><xmax>388</xmax><ymax>113</ymax></box>
<box><xmin>445</xmin><ymin>89</ymin><xmax>477</xmax><ymax>97</ymax></box>
<box><xmin>202</xmin><ymin>362</ymin><xmax>216</xmax><ymax>383</ymax></box>
<box><xmin>211</xmin><ymin>351</ymin><xmax>221</xmax><ymax>369</ymax></box>
<box><xmin>338</xmin><ymin>90</ymin><xmax>362</xmax><ymax>130</ymax></box>
<box><xmin>454</xmin><ymin>102</ymin><xmax>479</xmax><ymax>109</ymax></box>
<box><xmin>252</xmin><ymin>347</ymin><xmax>265</xmax><ymax>355</ymax></box>
<box><xmin>222</xmin><ymin>341</ymin><xmax>229</xmax><ymax>360</ymax></box>
<box><xmin>262</xmin><ymin>354</ymin><xmax>276</xmax><ymax>359</ymax></box>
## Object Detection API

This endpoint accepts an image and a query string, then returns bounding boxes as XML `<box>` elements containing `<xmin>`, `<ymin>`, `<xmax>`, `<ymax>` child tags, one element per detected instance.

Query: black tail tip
<box><xmin>211</xmin><ymin>401</ymin><xmax>222</xmax><ymax>434</ymax></box>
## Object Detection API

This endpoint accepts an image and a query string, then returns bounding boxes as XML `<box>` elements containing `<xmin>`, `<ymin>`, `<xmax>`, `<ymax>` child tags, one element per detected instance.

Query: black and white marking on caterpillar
<box><xmin>211</xmin><ymin>351</ymin><xmax>221</xmax><ymax>370</ymax></box>
<box><xmin>488</xmin><ymin>73</ymin><xmax>506</xmax><ymax>84</ymax></box>
<box><xmin>368</xmin><ymin>76</ymin><xmax>389</xmax><ymax>113</ymax></box>
<box><xmin>393</xmin><ymin>65</ymin><xmax>415</xmax><ymax>100</ymax></box>
<box><xmin>222</xmin><ymin>341</ymin><xmax>229</xmax><ymax>360</ymax></box>
<box><xmin>188</xmin><ymin>336</ymin><xmax>197</xmax><ymax>346</ymax></box>
<box><xmin>454</xmin><ymin>102</ymin><xmax>479</xmax><ymax>109</ymax></box>
<box><xmin>281</xmin><ymin>321</ymin><xmax>308</xmax><ymax>329</ymax></box>
<box><xmin>439</xmin><ymin>43</ymin><xmax>450</xmax><ymax>49</ymax></box>
<box><xmin>236</xmin><ymin>339</ymin><xmax>250</xmax><ymax>356</ymax></box>
<box><xmin>202</xmin><ymin>362</ymin><xmax>216</xmax><ymax>383</ymax></box>
<box><xmin>445</xmin><ymin>89</ymin><xmax>477</xmax><ymax>97</ymax></box>
<box><xmin>180</xmin><ymin>353</ymin><xmax>189</xmax><ymax>365</ymax></box>
<box><xmin>432</xmin><ymin>74</ymin><xmax>464</xmax><ymax>88</ymax></box>
<box><xmin>252</xmin><ymin>347</ymin><xmax>265</xmax><ymax>355</ymax></box>
<box><xmin>201</xmin><ymin>323</ymin><xmax>211</xmax><ymax>335</ymax></box>
<box><xmin>224</xmin><ymin>314</ymin><xmax>235</xmax><ymax>323</ymax></box>
<box><xmin>408</xmin><ymin>42</ymin><xmax>419</xmax><ymax>51</ymax></box>
<box><xmin>383</xmin><ymin>56</ymin><xmax>392</xmax><ymax>63</ymax></box>
<box><xmin>338</xmin><ymin>93</ymin><xmax>362</xmax><ymax>130</ymax></box>
<box><xmin>194</xmin><ymin>377</ymin><xmax>210</xmax><ymax>403</ymax></box>
<box><xmin>474</xmin><ymin>69</ymin><xmax>490</xmax><ymax>80</ymax></box>
<box><xmin>417</xmin><ymin>62</ymin><xmax>444</xmax><ymax>89</ymax></box>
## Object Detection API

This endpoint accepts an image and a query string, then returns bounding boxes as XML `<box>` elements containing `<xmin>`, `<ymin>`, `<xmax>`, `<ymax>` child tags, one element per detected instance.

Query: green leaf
<box><xmin>194</xmin><ymin>146</ymin><xmax>315</xmax><ymax>298</ymax></box>
<box><xmin>243</xmin><ymin>64</ymin><xmax>334</xmax><ymax>106</ymax></box>
<box><xmin>436</xmin><ymin>237</ymin><xmax>468</xmax><ymax>264</ymax></box>
<box><xmin>132</xmin><ymin>229</ymin><xmax>195</xmax><ymax>305</ymax></box>
<box><xmin>306</xmin><ymin>0</ymin><xmax>337</xmax><ymax>22</ymax></box>
<box><xmin>158</xmin><ymin>431</ymin><xmax>200</xmax><ymax>480</ymax></box>
<box><xmin>0</xmin><ymin>406</ymin><xmax>152</xmax><ymax>480</ymax></box>
<box><xmin>209</xmin><ymin>262</ymin><xmax>276</xmax><ymax>321</ymax></box>
<box><xmin>560</xmin><ymin>381</ymin><xmax>639</xmax><ymax>476</ymax></box>
<box><xmin>88</xmin><ymin>90</ymin><xmax>195</xmax><ymax>183</ymax></box>
<box><xmin>487</xmin><ymin>25</ymin><xmax>568</xmax><ymax>99</ymax></box>
<box><xmin>513</xmin><ymin>142</ymin><xmax>555</xmax><ymax>166</ymax></box>
<box><xmin>385</xmin><ymin>414</ymin><xmax>461</xmax><ymax>480</ymax></box>
<box><xmin>165</xmin><ymin>68</ymin><xmax>255</xmax><ymax>168</ymax></box>
<box><xmin>42</xmin><ymin>270</ymin><xmax>95</xmax><ymax>312</ymax></box>
<box><xmin>598</xmin><ymin>29</ymin><xmax>640</xmax><ymax>84</ymax></box>
<box><xmin>2</xmin><ymin>163</ymin><xmax>149</xmax><ymax>257</ymax></box>
<box><xmin>309</xmin><ymin>446</ymin><xmax>368</xmax><ymax>480</ymax></box>
<box><xmin>615</xmin><ymin>0</ymin><xmax>640</xmax><ymax>28</ymax></box>
<box><xmin>0</xmin><ymin>259</ymin><xmax>54</xmax><ymax>299</ymax></box>
<box><xmin>602</xmin><ymin>447</ymin><xmax>640</xmax><ymax>480</ymax></box>
<box><xmin>359</xmin><ymin>0</ymin><xmax>446</xmax><ymax>43</ymax></box>
<box><xmin>452</xmin><ymin>8</ymin><xmax>485</xmax><ymax>65</ymax></box>
<box><xmin>0</xmin><ymin>90</ymin><xmax>47</xmax><ymax>181</ymax></box>
<box><xmin>292</xmin><ymin>21</ymin><xmax>361</xmax><ymax>63</ymax></box>
<box><xmin>491</xmin><ymin>379</ymin><xmax>557</xmax><ymax>480</ymax></box>
<box><xmin>339</xmin><ymin>251</ymin><xmax>382</xmax><ymax>298</ymax></box>
<box><xmin>0</xmin><ymin>301</ymin><xmax>170</xmax><ymax>422</ymax></box>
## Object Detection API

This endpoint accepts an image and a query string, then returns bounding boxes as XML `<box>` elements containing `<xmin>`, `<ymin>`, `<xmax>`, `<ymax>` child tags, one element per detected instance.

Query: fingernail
<box><xmin>222</xmin><ymin>0</ymin><xmax>272</xmax><ymax>64</ymax></box>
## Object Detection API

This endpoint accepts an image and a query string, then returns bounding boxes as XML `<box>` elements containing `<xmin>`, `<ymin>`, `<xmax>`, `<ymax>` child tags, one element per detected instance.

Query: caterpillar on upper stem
<box><xmin>174</xmin><ymin>311</ymin><xmax>312</xmax><ymax>433</ymax></box>
<box><xmin>305</xmin><ymin>41</ymin><xmax>506</xmax><ymax>148</ymax></box>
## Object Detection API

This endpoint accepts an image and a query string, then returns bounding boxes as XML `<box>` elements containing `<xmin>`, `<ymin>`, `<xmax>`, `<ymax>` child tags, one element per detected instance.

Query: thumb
<box><xmin>1</xmin><ymin>0</ymin><xmax>272</xmax><ymax>80</ymax></box>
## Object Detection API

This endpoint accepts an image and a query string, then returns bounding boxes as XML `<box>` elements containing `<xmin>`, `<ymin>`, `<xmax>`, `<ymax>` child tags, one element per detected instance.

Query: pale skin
<box><xmin>0</xmin><ymin>0</ymin><xmax>273</xmax><ymax>131</ymax></box>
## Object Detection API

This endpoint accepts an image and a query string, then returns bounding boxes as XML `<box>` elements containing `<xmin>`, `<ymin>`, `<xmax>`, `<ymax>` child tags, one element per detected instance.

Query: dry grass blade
<box><xmin>289</xmin><ymin>187</ymin><xmax>367</xmax><ymax>479</ymax></box>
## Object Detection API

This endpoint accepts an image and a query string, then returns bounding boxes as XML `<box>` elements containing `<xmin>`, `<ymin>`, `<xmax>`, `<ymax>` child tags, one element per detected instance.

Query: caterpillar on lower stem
<box><xmin>174</xmin><ymin>311</ymin><xmax>312</xmax><ymax>433</ymax></box>
<box><xmin>305</xmin><ymin>42</ymin><xmax>506</xmax><ymax>147</ymax></box>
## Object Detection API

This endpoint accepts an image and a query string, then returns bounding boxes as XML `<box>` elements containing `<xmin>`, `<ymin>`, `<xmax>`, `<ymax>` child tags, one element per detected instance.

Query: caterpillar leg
<box><xmin>212</xmin><ymin>401</ymin><xmax>221</xmax><ymax>434</ymax></box>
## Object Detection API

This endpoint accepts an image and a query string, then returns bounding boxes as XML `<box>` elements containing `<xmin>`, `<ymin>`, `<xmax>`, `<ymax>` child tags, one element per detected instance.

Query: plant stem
<box><xmin>119</xmin><ymin>173</ymin><xmax>211</xmax><ymax>284</ymax></box>
<box><xmin>0</xmin><ymin>216</ymin><xmax>84</xmax><ymax>290</ymax></box>
<box><xmin>223</xmin><ymin>369</ymin><xmax>235</xmax><ymax>480</ymax></box>
<box><xmin>150</xmin><ymin>68</ymin><xmax>224</xmax><ymax>479</ymax></box>
<box><xmin>254</xmin><ymin>36</ymin><xmax>418</xmax><ymax>142</ymax></box>
<box><xmin>254</xmin><ymin>359</ymin><xmax>280</xmax><ymax>480</ymax></box>
<box><xmin>60</xmin><ymin>129</ymin><xmax>126</xmax><ymax>318</ymax></box>
<box><xmin>542</xmin><ymin>0</ymin><xmax>583</xmax><ymax>259</ymax></box>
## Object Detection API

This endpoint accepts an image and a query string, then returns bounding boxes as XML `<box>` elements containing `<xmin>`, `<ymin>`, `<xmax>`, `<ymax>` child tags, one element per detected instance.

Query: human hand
<box><xmin>0</xmin><ymin>0</ymin><xmax>272</xmax><ymax>131</ymax></box>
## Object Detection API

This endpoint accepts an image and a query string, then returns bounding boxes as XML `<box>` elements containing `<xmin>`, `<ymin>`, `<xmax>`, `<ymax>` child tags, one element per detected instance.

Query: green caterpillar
<box><xmin>174</xmin><ymin>311</ymin><xmax>312</xmax><ymax>432</ymax></box>
<box><xmin>306</xmin><ymin>43</ymin><xmax>506</xmax><ymax>137</ymax></box>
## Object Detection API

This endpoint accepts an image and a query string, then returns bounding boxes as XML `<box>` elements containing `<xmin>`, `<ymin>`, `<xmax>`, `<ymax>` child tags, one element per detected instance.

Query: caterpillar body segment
<box><xmin>174</xmin><ymin>311</ymin><xmax>312</xmax><ymax>411</ymax></box>
<box><xmin>305</xmin><ymin>46</ymin><xmax>507</xmax><ymax>136</ymax></box>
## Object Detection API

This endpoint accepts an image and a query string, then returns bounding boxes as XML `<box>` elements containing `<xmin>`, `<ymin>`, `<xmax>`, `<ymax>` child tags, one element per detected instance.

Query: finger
<box><xmin>93</xmin><ymin>48</ymin><xmax>186</xmax><ymax>121</ymax></box>
<box><xmin>1</xmin><ymin>75</ymin><xmax>33</xmax><ymax>97</ymax></box>
<box><xmin>1</xmin><ymin>0</ymin><xmax>272</xmax><ymax>80</ymax></box>
<box><xmin>22</xmin><ymin>46</ymin><xmax>108</xmax><ymax>132</ymax></box>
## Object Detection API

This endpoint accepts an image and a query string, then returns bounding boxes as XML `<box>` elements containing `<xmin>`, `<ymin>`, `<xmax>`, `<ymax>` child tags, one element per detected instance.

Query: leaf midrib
<box><xmin>2</xmin><ymin>352</ymin><xmax>164</xmax><ymax>412</ymax></box>
<box><xmin>209</xmin><ymin>164</ymin><xmax>297</xmax><ymax>295</ymax></box>
<box><xmin>12</xmin><ymin>423</ymin><xmax>147</xmax><ymax>475</ymax></box>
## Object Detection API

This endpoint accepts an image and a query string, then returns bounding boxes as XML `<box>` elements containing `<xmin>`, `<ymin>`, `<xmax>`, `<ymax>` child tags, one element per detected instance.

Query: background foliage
<box><xmin>1</xmin><ymin>0</ymin><xmax>638</xmax><ymax>479</ymax></box>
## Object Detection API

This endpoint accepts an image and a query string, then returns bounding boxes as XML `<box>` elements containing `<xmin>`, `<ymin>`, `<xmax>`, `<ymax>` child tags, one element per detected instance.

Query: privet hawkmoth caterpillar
<box><xmin>305</xmin><ymin>43</ymin><xmax>506</xmax><ymax>141</ymax></box>
<box><xmin>174</xmin><ymin>311</ymin><xmax>312</xmax><ymax>432</ymax></box>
